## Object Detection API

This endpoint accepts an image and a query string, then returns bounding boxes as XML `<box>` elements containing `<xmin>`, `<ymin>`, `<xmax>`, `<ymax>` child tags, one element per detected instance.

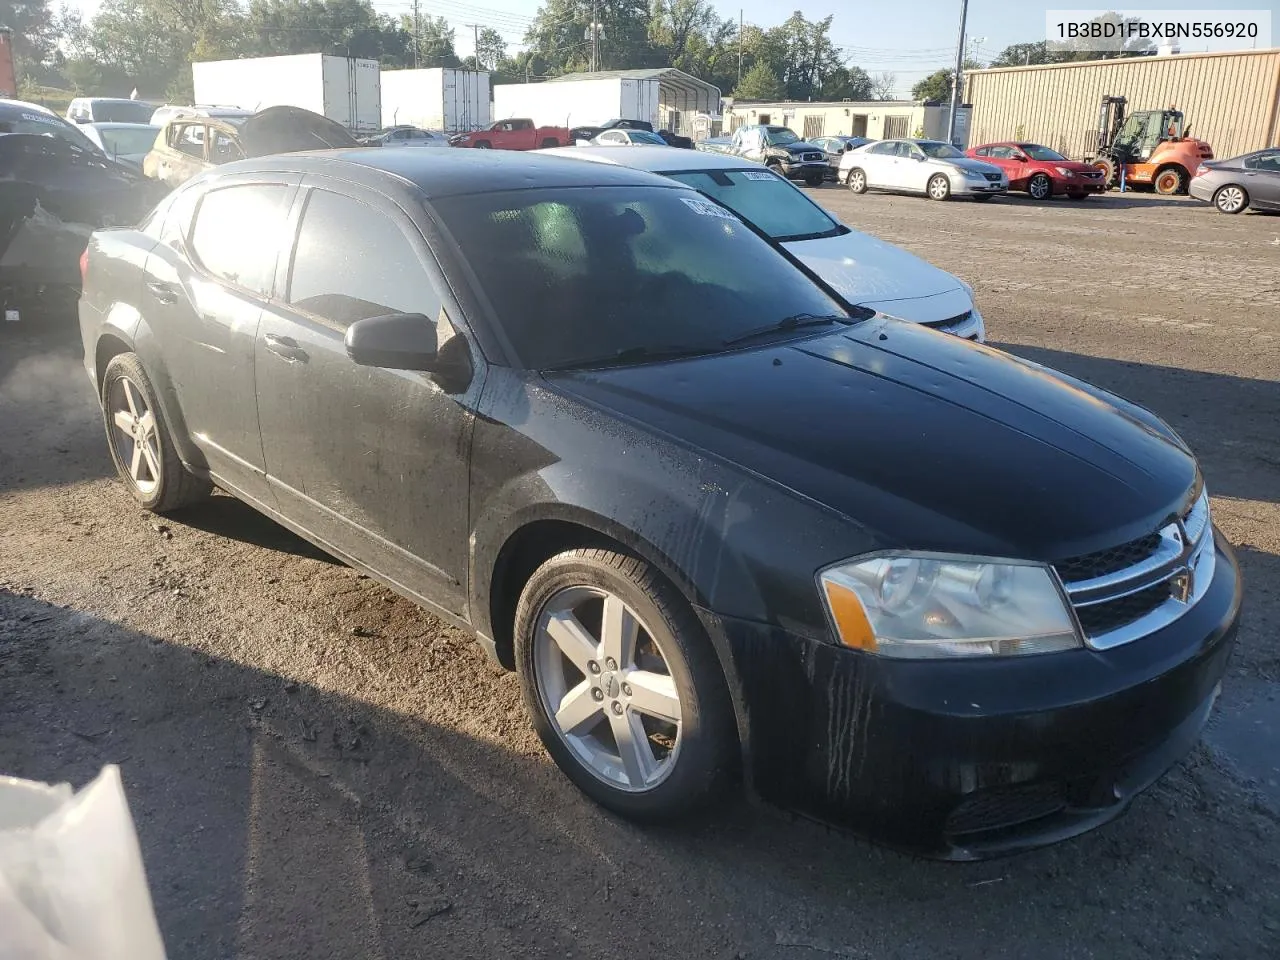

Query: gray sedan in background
<box><xmin>1189</xmin><ymin>149</ymin><xmax>1280</xmax><ymax>214</ymax></box>
<box><xmin>80</xmin><ymin>122</ymin><xmax>162</xmax><ymax>169</ymax></box>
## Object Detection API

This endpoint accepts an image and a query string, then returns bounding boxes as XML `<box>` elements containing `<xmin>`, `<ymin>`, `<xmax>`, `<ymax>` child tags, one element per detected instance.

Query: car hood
<box><xmin>939</xmin><ymin>156</ymin><xmax>1004</xmax><ymax>174</ymax></box>
<box><xmin>236</xmin><ymin>106</ymin><xmax>359</xmax><ymax>157</ymax></box>
<box><xmin>784</xmin><ymin>232</ymin><xmax>969</xmax><ymax>320</ymax></box>
<box><xmin>547</xmin><ymin>319</ymin><xmax>1196</xmax><ymax>561</ymax></box>
<box><xmin>775</xmin><ymin>141</ymin><xmax>823</xmax><ymax>155</ymax></box>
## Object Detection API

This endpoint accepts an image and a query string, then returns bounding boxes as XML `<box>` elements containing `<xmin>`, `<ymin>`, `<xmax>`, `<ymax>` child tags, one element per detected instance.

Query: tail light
<box><xmin>79</xmin><ymin>247</ymin><xmax>89</xmax><ymax>286</ymax></box>
<box><xmin>1195</xmin><ymin>165</ymin><xmax>1209</xmax><ymax>178</ymax></box>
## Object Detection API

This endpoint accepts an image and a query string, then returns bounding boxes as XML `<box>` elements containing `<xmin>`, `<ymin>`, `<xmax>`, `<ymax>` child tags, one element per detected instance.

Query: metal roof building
<box><xmin>547</xmin><ymin>68</ymin><xmax>721</xmax><ymax>117</ymax></box>
<box><xmin>965</xmin><ymin>48</ymin><xmax>1280</xmax><ymax>160</ymax></box>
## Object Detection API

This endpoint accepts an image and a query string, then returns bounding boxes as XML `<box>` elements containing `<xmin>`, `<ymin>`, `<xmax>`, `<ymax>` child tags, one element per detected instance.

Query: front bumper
<box><xmin>951</xmin><ymin>175</ymin><xmax>1008</xmax><ymax>196</ymax></box>
<box><xmin>780</xmin><ymin>160</ymin><xmax>829</xmax><ymax>180</ymax></box>
<box><xmin>699</xmin><ymin>531</ymin><xmax>1241</xmax><ymax>859</ymax></box>
<box><xmin>1058</xmin><ymin>177</ymin><xmax>1106</xmax><ymax>194</ymax></box>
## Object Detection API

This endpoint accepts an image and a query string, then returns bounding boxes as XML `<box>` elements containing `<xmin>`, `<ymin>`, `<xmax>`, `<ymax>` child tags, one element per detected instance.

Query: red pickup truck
<box><xmin>452</xmin><ymin>118</ymin><xmax>570</xmax><ymax>151</ymax></box>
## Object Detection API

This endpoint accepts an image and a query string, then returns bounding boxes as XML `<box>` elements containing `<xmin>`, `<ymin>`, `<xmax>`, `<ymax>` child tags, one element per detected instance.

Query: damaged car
<box><xmin>143</xmin><ymin>105</ymin><xmax>360</xmax><ymax>189</ymax></box>
<box><xmin>0</xmin><ymin>101</ymin><xmax>164</xmax><ymax>322</ymax></box>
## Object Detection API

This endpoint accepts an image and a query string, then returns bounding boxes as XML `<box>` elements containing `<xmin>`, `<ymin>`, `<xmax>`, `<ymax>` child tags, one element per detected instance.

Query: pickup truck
<box><xmin>451</xmin><ymin>118</ymin><xmax>570</xmax><ymax>151</ymax></box>
<box><xmin>699</xmin><ymin>125</ymin><xmax>828</xmax><ymax>186</ymax></box>
<box><xmin>569</xmin><ymin>118</ymin><xmax>693</xmax><ymax>149</ymax></box>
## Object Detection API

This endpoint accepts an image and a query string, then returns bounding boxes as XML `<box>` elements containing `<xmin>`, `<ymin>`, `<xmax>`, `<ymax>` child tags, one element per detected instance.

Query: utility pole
<box><xmin>470</xmin><ymin>23</ymin><xmax>481</xmax><ymax>70</ymax></box>
<box><xmin>946</xmin><ymin>0</ymin><xmax>969</xmax><ymax>146</ymax></box>
<box><xmin>412</xmin><ymin>0</ymin><xmax>420</xmax><ymax>68</ymax></box>
<box><xmin>737</xmin><ymin>10</ymin><xmax>743</xmax><ymax>88</ymax></box>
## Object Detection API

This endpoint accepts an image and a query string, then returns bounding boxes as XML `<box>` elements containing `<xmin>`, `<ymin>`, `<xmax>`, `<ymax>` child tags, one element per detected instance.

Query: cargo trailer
<box><xmin>492</xmin><ymin>77</ymin><xmax>660</xmax><ymax>130</ymax></box>
<box><xmin>191</xmin><ymin>54</ymin><xmax>381</xmax><ymax>133</ymax></box>
<box><xmin>380</xmin><ymin>68</ymin><xmax>491</xmax><ymax>132</ymax></box>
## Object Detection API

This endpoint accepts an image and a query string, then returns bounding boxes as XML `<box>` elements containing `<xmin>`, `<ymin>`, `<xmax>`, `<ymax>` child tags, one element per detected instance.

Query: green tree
<box><xmin>474</xmin><ymin>27</ymin><xmax>506</xmax><ymax>71</ymax></box>
<box><xmin>398</xmin><ymin>14</ymin><xmax>460</xmax><ymax>68</ymax></box>
<box><xmin>1</xmin><ymin>0</ymin><xmax>56</xmax><ymax>77</ymax></box>
<box><xmin>910</xmin><ymin>60</ymin><xmax>980</xmax><ymax>102</ymax></box>
<box><xmin>822</xmin><ymin>64</ymin><xmax>872</xmax><ymax>101</ymax></box>
<box><xmin>870</xmin><ymin>71</ymin><xmax>897</xmax><ymax>100</ymax></box>
<box><xmin>733</xmin><ymin>61</ymin><xmax>783</xmax><ymax>100</ymax></box>
<box><xmin>990</xmin><ymin>41</ymin><xmax>1050</xmax><ymax>67</ymax></box>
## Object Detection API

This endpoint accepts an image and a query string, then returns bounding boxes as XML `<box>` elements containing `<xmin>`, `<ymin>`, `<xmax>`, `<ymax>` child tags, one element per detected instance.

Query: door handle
<box><xmin>264</xmin><ymin>333</ymin><xmax>308</xmax><ymax>363</ymax></box>
<box><xmin>145</xmin><ymin>279</ymin><xmax>177</xmax><ymax>303</ymax></box>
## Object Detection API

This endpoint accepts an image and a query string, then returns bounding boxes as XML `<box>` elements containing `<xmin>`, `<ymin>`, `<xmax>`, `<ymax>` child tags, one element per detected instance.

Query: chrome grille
<box><xmin>983</xmin><ymin>173</ymin><xmax>1002</xmax><ymax>182</ymax></box>
<box><xmin>802</xmin><ymin>152</ymin><xmax>823</xmax><ymax>162</ymax></box>
<box><xmin>1055</xmin><ymin>488</ymin><xmax>1212</xmax><ymax>649</ymax></box>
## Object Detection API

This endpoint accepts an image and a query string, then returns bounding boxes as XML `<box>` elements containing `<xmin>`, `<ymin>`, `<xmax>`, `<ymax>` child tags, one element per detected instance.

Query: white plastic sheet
<box><xmin>0</xmin><ymin>766</ymin><xmax>166</xmax><ymax>960</ymax></box>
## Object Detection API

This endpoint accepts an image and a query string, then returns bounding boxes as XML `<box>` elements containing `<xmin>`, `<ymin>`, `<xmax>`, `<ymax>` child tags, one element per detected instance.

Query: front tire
<box><xmin>100</xmin><ymin>353</ymin><xmax>211</xmax><ymax>513</ymax></box>
<box><xmin>847</xmin><ymin>168</ymin><xmax>867</xmax><ymax>194</ymax></box>
<box><xmin>1213</xmin><ymin>184</ymin><xmax>1248</xmax><ymax>214</ymax></box>
<box><xmin>1028</xmin><ymin>173</ymin><xmax>1052</xmax><ymax>200</ymax></box>
<box><xmin>514</xmin><ymin>548</ymin><xmax>735</xmax><ymax>822</ymax></box>
<box><xmin>927</xmin><ymin>174</ymin><xmax>951</xmax><ymax>201</ymax></box>
<box><xmin>1154</xmin><ymin>166</ymin><xmax>1187</xmax><ymax>196</ymax></box>
<box><xmin>804</xmin><ymin>173</ymin><xmax>823</xmax><ymax>188</ymax></box>
<box><xmin>474</xmin><ymin>140</ymin><xmax>492</xmax><ymax>150</ymax></box>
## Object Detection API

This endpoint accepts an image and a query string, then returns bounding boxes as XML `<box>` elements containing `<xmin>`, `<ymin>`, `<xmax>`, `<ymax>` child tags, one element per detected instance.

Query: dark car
<box><xmin>1189</xmin><ymin>148</ymin><xmax>1280</xmax><ymax>214</ymax></box>
<box><xmin>1</xmin><ymin>101</ymin><xmax>162</xmax><ymax>321</ymax></box>
<box><xmin>722</xmin><ymin>125</ymin><xmax>829</xmax><ymax>186</ymax></box>
<box><xmin>79</xmin><ymin>149</ymin><xmax>1241</xmax><ymax>859</ymax></box>
<box><xmin>812</xmin><ymin>135</ymin><xmax>872</xmax><ymax>179</ymax></box>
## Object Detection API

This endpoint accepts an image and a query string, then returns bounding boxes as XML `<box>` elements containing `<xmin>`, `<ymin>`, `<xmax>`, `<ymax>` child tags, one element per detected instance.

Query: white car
<box><xmin>66</xmin><ymin>97</ymin><xmax>155</xmax><ymax>125</ymax></box>
<box><xmin>839</xmin><ymin>139</ymin><xmax>1008</xmax><ymax>201</ymax></box>
<box><xmin>366</xmin><ymin>125</ymin><xmax>451</xmax><ymax>147</ymax></box>
<box><xmin>542</xmin><ymin>145</ymin><xmax>986</xmax><ymax>339</ymax></box>
<box><xmin>591</xmin><ymin>129</ymin><xmax>670</xmax><ymax>147</ymax></box>
<box><xmin>79</xmin><ymin>122</ymin><xmax>162</xmax><ymax>168</ymax></box>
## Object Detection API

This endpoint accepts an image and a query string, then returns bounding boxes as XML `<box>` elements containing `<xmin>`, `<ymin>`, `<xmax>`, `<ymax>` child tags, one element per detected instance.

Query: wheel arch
<box><xmin>1153</xmin><ymin>162</ymin><xmax>1190</xmax><ymax>193</ymax></box>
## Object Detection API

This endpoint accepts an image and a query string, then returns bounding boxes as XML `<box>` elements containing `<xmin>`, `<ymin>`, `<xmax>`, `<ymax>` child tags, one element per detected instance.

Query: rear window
<box><xmin>189</xmin><ymin>184</ymin><xmax>290</xmax><ymax>296</ymax></box>
<box><xmin>666</xmin><ymin>169</ymin><xmax>842</xmax><ymax>243</ymax></box>
<box><xmin>91</xmin><ymin>102</ymin><xmax>156</xmax><ymax>124</ymax></box>
<box><xmin>432</xmin><ymin>185</ymin><xmax>852</xmax><ymax>371</ymax></box>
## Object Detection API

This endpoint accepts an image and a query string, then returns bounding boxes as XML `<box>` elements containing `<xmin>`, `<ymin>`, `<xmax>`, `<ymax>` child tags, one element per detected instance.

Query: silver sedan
<box><xmin>1189</xmin><ymin>149</ymin><xmax>1280</xmax><ymax>214</ymax></box>
<box><xmin>840</xmin><ymin>139</ymin><xmax>1008</xmax><ymax>201</ymax></box>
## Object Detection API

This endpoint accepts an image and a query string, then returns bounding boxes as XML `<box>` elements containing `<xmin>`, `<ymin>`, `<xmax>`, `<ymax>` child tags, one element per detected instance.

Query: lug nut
<box><xmin>622</xmin><ymin>683</ymin><xmax>632</xmax><ymax>697</ymax></box>
<box><xmin>591</xmin><ymin>688</ymin><xmax>604</xmax><ymax>702</ymax></box>
<box><xmin>588</xmin><ymin>661</ymin><xmax>600</xmax><ymax>674</ymax></box>
<box><xmin>611</xmin><ymin>702</ymin><xmax>623</xmax><ymax>715</ymax></box>
<box><xmin>605</xmin><ymin>658</ymin><xmax>618</xmax><ymax>671</ymax></box>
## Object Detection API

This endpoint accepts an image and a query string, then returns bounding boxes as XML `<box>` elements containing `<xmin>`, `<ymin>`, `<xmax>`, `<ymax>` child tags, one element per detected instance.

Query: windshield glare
<box><xmin>100</xmin><ymin>126</ymin><xmax>161</xmax><ymax>155</ymax></box>
<box><xmin>765</xmin><ymin>127</ymin><xmax>800</xmax><ymax>146</ymax></box>
<box><xmin>432</xmin><ymin>186</ymin><xmax>851</xmax><ymax>370</ymax></box>
<box><xmin>1023</xmin><ymin>144</ymin><xmax>1067</xmax><ymax>162</ymax></box>
<box><xmin>667</xmin><ymin>169</ymin><xmax>841</xmax><ymax>242</ymax></box>
<box><xmin>918</xmin><ymin>141</ymin><xmax>964</xmax><ymax>159</ymax></box>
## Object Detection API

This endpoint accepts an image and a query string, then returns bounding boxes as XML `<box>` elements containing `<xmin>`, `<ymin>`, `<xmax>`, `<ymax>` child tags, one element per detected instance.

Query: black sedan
<box><xmin>1189</xmin><ymin>148</ymin><xmax>1280</xmax><ymax>214</ymax></box>
<box><xmin>79</xmin><ymin>149</ymin><xmax>1241</xmax><ymax>859</ymax></box>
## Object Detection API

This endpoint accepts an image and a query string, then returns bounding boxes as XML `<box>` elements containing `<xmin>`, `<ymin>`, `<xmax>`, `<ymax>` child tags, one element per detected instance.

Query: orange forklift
<box><xmin>1088</xmin><ymin>96</ymin><xmax>1214</xmax><ymax>195</ymax></box>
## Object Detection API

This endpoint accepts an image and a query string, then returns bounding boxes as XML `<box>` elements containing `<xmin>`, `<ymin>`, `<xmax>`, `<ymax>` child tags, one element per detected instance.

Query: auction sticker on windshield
<box><xmin>680</xmin><ymin>197</ymin><xmax>739</xmax><ymax>219</ymax></box>
<box><xmin>742</xmin><ymin>171</ymin><xmax>777</xmax><ymax>181</ymax></box>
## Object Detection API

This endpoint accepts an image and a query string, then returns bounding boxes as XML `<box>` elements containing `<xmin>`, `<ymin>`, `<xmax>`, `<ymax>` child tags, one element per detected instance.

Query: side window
<box><xmin>172</xmin><ymin>123</ymin><xmax>206</xmax><ymax>159</ymax></box>
<box><xmin>287</xmin><ymin>189</ymin><xmax>443</xmax><ymax>329</ymax></box>
<box><xmin>1246</xmin><ymin>153</ymin><xmax>1280</xmax><ymax>172</ymax></box>
<box><xmin>600</xmin><ymin>131</ymin><xmax>624</xmax><ymax>143</ymax></box>
<box><xmin>209</xmin><ymin>129</ymin><xmax>243</xmax><ymax>164</ymax></box>
<box><xmin>973</xmin><ymin>146</ymin><xmax>989</xmax><ymax>157</ymax></box>
<box><xmin>987</xmin><ymin>146</ymin><xmax>1009</xmax><ymax>159</ymax></box>
<box><xmin>189</xmin><ymin>184</ymin><xmax>290</xmax><ymax>296</ymax></box>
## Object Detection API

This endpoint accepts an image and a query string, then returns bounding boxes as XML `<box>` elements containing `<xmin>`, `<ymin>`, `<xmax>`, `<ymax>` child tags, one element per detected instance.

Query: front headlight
<box><xmin>818</xmin><ymin>553</ymin><xmax>1081</xmax><ymax>658</ymax></box>
<box><xmin>963</xmin><ymin>168</ymin><xmax>986</xmax><ymax>180</ymax></box>
<box><xmin>1054</xmin><ymin>166</ymin><xmax>1076</xmax><ymax>178</ymax></box>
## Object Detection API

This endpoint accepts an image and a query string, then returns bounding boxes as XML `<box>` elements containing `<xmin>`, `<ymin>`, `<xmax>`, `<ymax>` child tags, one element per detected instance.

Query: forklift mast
<box><xmin>1097</xmin><ymin>96</ymin><xmax>1127</xmax><ymax>155</ymax></box>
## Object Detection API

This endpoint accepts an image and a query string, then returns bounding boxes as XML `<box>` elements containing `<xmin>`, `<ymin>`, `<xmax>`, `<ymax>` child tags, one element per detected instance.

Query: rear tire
<box><xmin>1092</xmin><ymin>158</ymin><xmax>1116</xmax><ymax>188</ymax></box>
<box><xmin>100</xmin><ymin>353</ymin><xmax>211</xmax><ymax>513</ymax></box>
<box><xmin>540</xmin><ymin>137</ymin><xmax>559</xmax><ymax>149</ymax></box>
<box><xmin>1027</xmin><ymin>173</ymin><xmax>1052</xmax><ymax>200</ymax></box>
<box><xmin>1154</xmin><ymin>166</ymin><xmax>1187</xmax><ymax>196</ymax></box>
<box><xmin>475</xmin><ymin>140</ymin><xmax>492</xmax><ymax>149</ymax></box>
<box><xmin>847</xmin><ymin>168</ymin><xmax>867</xmax><ymax>194</ymax></box>
<box><xmin>927</xmin><ymin>174</ymin><xmax>951</xmax><ymax>201</ymax></box>
<box><xmin>1213</xmin><ymin>184</ymin><xmax>1248</xmax><ymax>214</ymax></box>
<box><xmin>514</xmin><ymin>548</ymin><xmax>735</xmax><ymax>822</ymax></box>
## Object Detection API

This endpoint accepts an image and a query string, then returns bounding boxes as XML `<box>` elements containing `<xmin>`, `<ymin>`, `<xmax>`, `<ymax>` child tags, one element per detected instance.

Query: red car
<box><xmin>451</xmin><ymin>118</ymin><xmax>570</xmax><ymax>151</ymax></box>
<box><xmin>967</xmin><ymin>142</ymin><xmax>1108</xmax><ymax>200</ymax></box>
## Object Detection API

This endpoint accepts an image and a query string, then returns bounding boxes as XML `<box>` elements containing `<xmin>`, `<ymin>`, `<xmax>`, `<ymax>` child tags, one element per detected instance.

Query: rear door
<box><xmin>1244</xmin><ymin>152</ymin><xmax>1280</xmax><ymax>208</ymax></box>
<box><xmin>254</xmin><ymin>179</ymin><xmax>480</xmax><ymax>615</ymax></box>
<box><xmin>141</xmin><ymin>174</ymin><xmax>299</xmax><ymax>503</ymax></box>
<box><xmin>862</xmin><ymin>142</ymin><xmax>901</xmax><ymax>189</ymax></box>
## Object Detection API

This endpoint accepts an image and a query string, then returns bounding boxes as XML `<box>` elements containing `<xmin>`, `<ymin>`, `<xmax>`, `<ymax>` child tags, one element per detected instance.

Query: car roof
<box><xmin>540</xmin><ymin>144</ymin><xmax>760</xmax><ymax>174</ymax></box>
<box><xmin>86</xmin><ymin>121</ymin><xmax>160</xmax><ymax>129</ymax></box>
<box><xmin>230</xmin><ymin>148</ymin><xmax>682</xmax><ymax>197</ymax></box>
<box><xmin>78</xmin><ymin>97</ymin><xmax>147</xmax><ymax>105</ymax></box>
<box><xmin>0</xmin><ymin>99</ymin><xmax>57</xmax><ymax>117</ymax></box>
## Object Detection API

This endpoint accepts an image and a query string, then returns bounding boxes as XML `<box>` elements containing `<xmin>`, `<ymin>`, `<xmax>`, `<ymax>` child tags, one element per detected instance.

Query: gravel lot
<box><xmin>2</xmin><ymin>190</ymin><xmax>1278</xmax><ymax>960</ymax></box>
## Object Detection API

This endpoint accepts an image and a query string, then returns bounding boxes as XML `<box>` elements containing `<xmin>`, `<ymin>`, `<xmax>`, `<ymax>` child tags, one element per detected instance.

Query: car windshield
<box><xmin>98</xmin><ymin>125</ymin><xmax>160</xmax><ymax>156</ymax></box>
<box><xmin>92</xmin><ymin>101</ymin><xmax>155</xmax><ymax>124</ymax></box>
<box><xmin>917</xmin><ymin>141</ymin><xmax>965</xmax><ymax>159</ymax></box>
<box><xmin>1022</xmin><ymin>144</ymin><xmax>1067</xmax><ymax>162</ymax></box>
<box><xmin>666</xmin><ymin>169</ymin><xmax>841</xmax><ymax>243</ymax></box>
<box><xmin>764</xmin><ymin>127</ymin><xmax>800</xmax><ymax>146</ymax></box>
<box><xmin>432</xmin><ymin>185</ymin><xmax>854</xmax><ymax>370</ymax></box>
<box><xmin>0</xmin><ymin>109</ymin><xmax>102</xmax><ymax>153</ymax></box>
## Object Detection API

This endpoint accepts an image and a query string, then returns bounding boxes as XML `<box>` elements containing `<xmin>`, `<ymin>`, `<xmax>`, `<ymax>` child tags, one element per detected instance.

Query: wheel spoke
<box><xmin>141</xmin><ymin>440</ymin><xmax>161</xmax><ymax>481</ymax></box>
<box><xmin>600</xmin><ymin>594</ymin><xmax>638</xmax><ymax>668</ymax></box>
<box><xmin>129</xmin><ymin>440</ymin><xmax>145</xmax><ymax>481</ymax></box>
<box><xmin>544</xmin><ymin>611</ymin><xmax>599</xmax><ymax>675</ymax></box>
<box><xmin>122</xmin><ymin>379</ymin><xmax>141</xmax><ymax>417</ymax></box>
<box><xmin>555</xmin><ymin>680</ymin><xmax>604</xmax><ymax>737</ymax></box>
<box><xmin>610</xmin><ymin>709</ymin><xmax>657</xmax><ymax>787</ymax></box>
<box><xmin>138</xmin><ymin>410</ymin><xmax>156</xmax><ymax>436</ymax></box>
<box><xmin>112</xmin><ymin>410</ymin><xmax>134</xmax><ymax>434</ymax></box>
<box><xmin>626</xmin><ymin>670</ymin><xmax>680</xmax><ymax>724</ymax></box>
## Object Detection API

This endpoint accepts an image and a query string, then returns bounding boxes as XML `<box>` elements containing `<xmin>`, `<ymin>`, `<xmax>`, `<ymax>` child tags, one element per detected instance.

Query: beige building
<box><xmin>723</xmin><ymin>100</ymin><xmax>972</xmax><ymax>144</ymax></box>
<box><xmin>965</xmin><ymin>48</ymin><xmax>1280</xmax><ymax>161</ymax></box>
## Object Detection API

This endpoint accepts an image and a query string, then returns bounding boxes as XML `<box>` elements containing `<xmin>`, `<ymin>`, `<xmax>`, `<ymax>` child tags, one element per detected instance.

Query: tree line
<box><xmin>7</xmin><ymin>0</ymin><xmax>899</xmax><ymax>104</ymax></box>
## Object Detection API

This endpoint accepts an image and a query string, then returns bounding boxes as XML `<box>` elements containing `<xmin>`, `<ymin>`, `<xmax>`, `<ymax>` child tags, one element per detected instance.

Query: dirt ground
<box><xmin>2</xmin><ymin>190</ymin><xmax>1279</xmax><ymax>960</ymax></box>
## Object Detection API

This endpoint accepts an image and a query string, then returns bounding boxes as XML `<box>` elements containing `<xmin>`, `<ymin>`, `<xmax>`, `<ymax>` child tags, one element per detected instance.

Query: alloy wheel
<box><xmin>1029</xmin><ymin>175</ymin><xmax>1051</xmax><ymax>200</ymax></box>
<box><xmin>1215</xmin><ymin>185</ymin><xmax>1246</xmax><ymax>214</ymax></box>
<box><xmin>107</xmin><ymin>376</ymin><xmax>162</xmax><ymax>496</ymax></box>
<box><xmin>928</xmin><ymin>175</ymin><xmax>950</xmax><ymax>200</ymax></box>
<box><xmin>533</xmin><ymin>585</ymin><xmax>683</xmax><ymax>792</ymax></box>
<box><xmin>849</xmin><ymin>170</ymin><xmax>866</xmax><ymax>193</ymax></box>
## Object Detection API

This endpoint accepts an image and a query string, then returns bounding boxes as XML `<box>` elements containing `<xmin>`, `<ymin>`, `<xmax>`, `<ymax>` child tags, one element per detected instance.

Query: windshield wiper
<box><xmin>721</xmin><ymin>313</ymin><xmax>850</xmax><ymax>348</ymax></box>
<box><xmin>544</xmin><ymin>344</ymin><xmax>716</xmax><ymax>372</ymax></box>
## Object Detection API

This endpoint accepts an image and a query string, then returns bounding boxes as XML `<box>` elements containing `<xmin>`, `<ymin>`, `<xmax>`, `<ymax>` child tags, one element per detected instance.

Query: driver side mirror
<box><xmin>346</xmin><ymin>313</ymin><xmax>437</xmax><ymax>371</ymax></box>
<box><xmin>1013</xmin><ymin>153</ymin><xmax>1029</xmax><ymax>162</ymax></box>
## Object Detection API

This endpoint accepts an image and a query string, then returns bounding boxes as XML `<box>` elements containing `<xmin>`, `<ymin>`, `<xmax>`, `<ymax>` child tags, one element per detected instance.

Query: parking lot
<box><xmin>2</xmin><ymin>190</ymin><xmax>1278</xmax><ymax>959</ymax></box>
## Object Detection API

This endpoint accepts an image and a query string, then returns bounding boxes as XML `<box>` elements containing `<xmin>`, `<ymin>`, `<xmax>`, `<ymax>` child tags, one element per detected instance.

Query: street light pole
<box><xmin>946</xmin><ymin>0</ymin><xmax>970</xmax><ymax>145</ymax></box>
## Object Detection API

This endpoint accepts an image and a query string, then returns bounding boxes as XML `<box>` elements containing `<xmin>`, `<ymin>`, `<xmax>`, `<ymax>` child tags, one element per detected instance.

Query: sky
<box><xmin>62</xmin><ymin>0</ymin><xmax>1280</xmax><ymax>96</ymax></box>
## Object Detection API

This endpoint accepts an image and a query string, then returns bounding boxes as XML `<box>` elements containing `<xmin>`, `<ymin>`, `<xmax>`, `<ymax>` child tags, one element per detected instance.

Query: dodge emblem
<box><xmin>1169</xmin><ymin>568</ymin><xmax>1193</xmax><ymax>603</ymax></box>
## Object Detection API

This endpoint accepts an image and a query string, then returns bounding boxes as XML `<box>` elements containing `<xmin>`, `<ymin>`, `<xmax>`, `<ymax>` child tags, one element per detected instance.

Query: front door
<box><xmin>141</xmin><ymin>175</ymin><xmax>298</xmax><ymax>503</ymax></box>
<box><xmin>254</xmin><ymin>180</ymin><xmax>480</xmax><ymax>616</ymax></box>
<box><xmin>860</xmin><ymin>142</ymin><xmax>898</xmax><ymax>188</ymax></box>
<box><xmin>1245</xmin><ymin>152</ymin><xmax>1280</xmax><ymax>209</ymax></box>
<box><xmin>984</xmin><ymin>145</ymin><xmax>1026</xmax><ymax>189</ymax></box>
